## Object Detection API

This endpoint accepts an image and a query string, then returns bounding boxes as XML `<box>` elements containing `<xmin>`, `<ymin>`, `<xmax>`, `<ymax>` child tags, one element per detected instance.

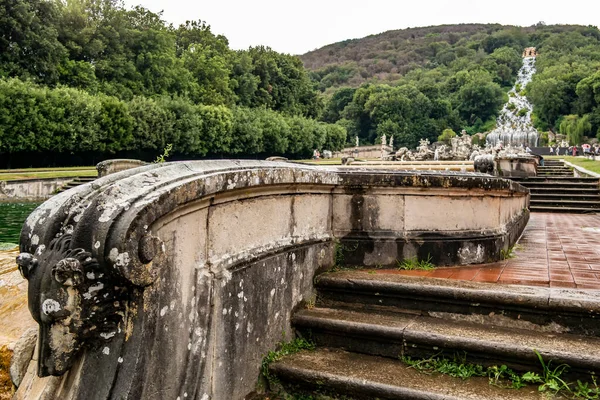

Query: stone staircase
<box><xmin>55</xmin><ymin>176</ymin><xmax>96</xmax><ymax>194</ymax></box>
<box><xmin>511</xmin><ymin>160</ymin><xmax>600</xmax><ymax>213</ymax></box>
<box><xmin>268</xmin><ymin>271</ymin><xmax>600</xmax><ymax>399</ymax></box>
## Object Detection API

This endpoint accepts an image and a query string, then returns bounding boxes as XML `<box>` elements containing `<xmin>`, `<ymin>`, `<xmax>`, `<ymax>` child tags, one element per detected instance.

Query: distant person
<box><xmin>572</xmin><ymin>146</ymin><xmax>577</xmax><ymax>156</ymax></box>
<box><xmin>549</xmin><ymin>146</ymin><xmax>554</xmax><ymax>154</ymax></box>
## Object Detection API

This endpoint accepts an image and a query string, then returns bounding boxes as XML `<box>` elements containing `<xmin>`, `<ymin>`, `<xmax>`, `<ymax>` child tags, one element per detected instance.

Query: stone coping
<box><xmin>562</xmin><ymin>159</ymin><xmax>600</xmax><ymax>178</ymax></box>
<box><xmin>317</xmin><ymin>271</ymin><xmax>600</xmax><ymax>313</ymax></box>
<box><xmin>21</xmin><ymin>161</ymin><xmax>527</xmax><ymax>275</ymax></box>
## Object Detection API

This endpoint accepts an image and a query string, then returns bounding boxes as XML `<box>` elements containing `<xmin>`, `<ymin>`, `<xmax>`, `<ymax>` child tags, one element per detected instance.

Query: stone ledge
<box><xmin>14</xmin><ymin>160</ymin><xmax>530</xmax><ymax>400</ymax></box>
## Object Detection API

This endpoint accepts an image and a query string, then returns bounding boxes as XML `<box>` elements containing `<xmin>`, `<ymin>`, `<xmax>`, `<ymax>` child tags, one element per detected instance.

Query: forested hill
<box><xmin>301</xmin><ymin>24</ymin><xmax>499</xmax><ymax>87</ymax></box>
<box><xmin>302</xmin><ymin>23</ymin><xmax>600</xmax><ymax>148</ymax></box>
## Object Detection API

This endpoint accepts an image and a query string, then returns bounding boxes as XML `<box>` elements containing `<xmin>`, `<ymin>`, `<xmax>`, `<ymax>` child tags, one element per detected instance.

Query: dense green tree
<box><xmin>455</xmin><ymin>71</ymin><xmax>505</xmax><ymax>124</ymax></box>
<box><xmin>0</xmin><ymin>0</ymin><xmax>66</xmax><ymax>84</ymax></box>
<box><xmin>322</xmin><ymin>87</ymin><xmax>356</xmax><ymax>124</ymax></box>
<box><xmin>96</xmin><ymin>94</ymin><xmax>133</xmax><ymax>153</ymax></box>
<box><xmin>128</xmin><ymin>96</ymin><xmax>174</xmax><ymax>151</ymax></box>
<box><xmin>559</xmin><ymin>114</ymin><xmax>591</xmax><ymax>145</ymax></box>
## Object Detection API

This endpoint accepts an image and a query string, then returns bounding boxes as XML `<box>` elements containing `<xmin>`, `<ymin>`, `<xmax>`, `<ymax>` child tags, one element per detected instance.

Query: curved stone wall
<box><xmin>14</xmin><ymin>160</ymin><xmax>529</xmax><ymax>400</ymax></box>
<box><xmin>0</xmin><ymin>177</ymin><xmax>73</xmax><ymax>201</ymax></box>
<box><xmin>96</xmin><ymin>158</ymin><xmax>148</xmax><ymax>178</ymax></box>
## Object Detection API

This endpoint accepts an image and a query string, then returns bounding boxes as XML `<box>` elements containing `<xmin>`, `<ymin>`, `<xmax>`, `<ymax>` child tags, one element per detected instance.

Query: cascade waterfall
<box><xmin>486</xmin><ymin>56</ymin><xmax>539</xmax><ymax>147</ymax></box>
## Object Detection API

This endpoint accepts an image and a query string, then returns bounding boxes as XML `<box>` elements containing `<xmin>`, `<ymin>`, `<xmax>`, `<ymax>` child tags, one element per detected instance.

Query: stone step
<box><xmin>536</xmin><ymin>172</ymin><xmax>573</xmax><ymax>175</ymax></box>
<box><xmin>517</xmin><ymin>182</ymin><xmax>599</xmax><ymax>189</ymax></box>
<box><xmin>530</xmin><ymin>199</ymin><xmax>600</xmax><ymax>208</ymax></box>
<box><xmin>293</xmin><ymin>307</ymin><xmax>600</xmax><ymax>376</ymax></box>
<box><xmin>270</xmin><ymin>348</ymin><xmax>548</xmax><ymax>400</ymax></box>
<box><xmin>530</xmin><ymin>194</ymin><xmax>600</xmax><ymax>201</ymax></box>
<box><xmin>536</xmin><ymin>169</ymin><xmax>572</xmax><ymax>173</ymax></box>
<box><xmin>513</xmin><ymin>177</ymin><xmax>598</xmax><ymax>183</ymax></box>
<box><xmin>55</xmin><ymin>176</ymin><xmax>97</xmax><ymax>193</ymax></box>
<box><xmin>530</xmin><ymin>206</ymin><xmax>600</xmax><ymax>213</ymax></box>
<box><xmin>529</xmin><ymin>188</ymin><xmax>600</xmax><ymax>196</ymax></box>
<box><xmin>315</xmin><ymin>271</ymin><xmax>600</xmax><ymax>336</ymax></box>
<box><xmin>537</xmin><ymin>167</ymin><xmax>572</xmax><ymax>171</ymax></box>
<box><xmin>536</xmin><ymin>170</ymin><xmax>572</xmax><ymax>173</ymax></box>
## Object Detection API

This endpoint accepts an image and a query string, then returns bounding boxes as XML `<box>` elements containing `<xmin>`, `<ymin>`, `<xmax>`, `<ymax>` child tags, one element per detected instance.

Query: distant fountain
<box><xmin>486</xmin><ymin>55</ymin><xmax>539</xmax><ymax>148</ymax></box>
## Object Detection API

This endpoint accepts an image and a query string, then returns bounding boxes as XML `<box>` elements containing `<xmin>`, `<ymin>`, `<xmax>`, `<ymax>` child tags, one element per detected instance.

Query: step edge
<box><xmin>315</xmin><ymin>274</ymin><xmax>600</xmax><ymax>313</ymax></box>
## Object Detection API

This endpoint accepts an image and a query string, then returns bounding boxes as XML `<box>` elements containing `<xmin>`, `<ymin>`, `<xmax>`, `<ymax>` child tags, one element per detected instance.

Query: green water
<box><xmin>0</xmin><ymin>202</ymin><xmax>40</xmax><ymax>245</ymax></box>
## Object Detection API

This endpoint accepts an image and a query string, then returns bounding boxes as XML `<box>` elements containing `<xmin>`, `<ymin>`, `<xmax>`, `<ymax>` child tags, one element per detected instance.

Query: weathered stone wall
<box><xmin>13</xmin><ymin>160</ymin><xmax>529</xmax><ymax>400</ymax></box>
<box><xmin>0</xmin><ymin>178</ymin><xmax>73</xmax><ymax>201</ymax></box>
<box><xmin>96</xmin><ymin>159</ymin><xmax>148</xmax><ymax>178</ymax></box>
<box><xmin>496</xmin><ymin>157</ymin><xmax>538</xmax><ymax>177</ymax></box>
<box><xmin>333</xmin><ymin>145</ymin><xmax>392</xmax><ymax>159</ymax></box>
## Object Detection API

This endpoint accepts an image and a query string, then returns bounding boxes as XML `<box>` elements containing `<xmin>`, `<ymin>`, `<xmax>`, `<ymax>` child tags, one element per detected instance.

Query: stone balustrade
<box><xmin>14</xmin><ymin>160</ymin><xmax>529</xmax><ymax>400</ymax></box>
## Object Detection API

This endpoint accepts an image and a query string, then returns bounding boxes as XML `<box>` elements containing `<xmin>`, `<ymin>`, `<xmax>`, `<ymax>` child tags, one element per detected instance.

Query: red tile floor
<box><xmin>377</xmin><ymin>213</ymin><xmax>600</xmax><ymax>289</ymax></box>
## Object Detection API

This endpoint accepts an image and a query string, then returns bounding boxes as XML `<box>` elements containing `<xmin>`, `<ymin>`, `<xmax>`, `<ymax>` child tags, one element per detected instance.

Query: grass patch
<box><xmin>397</xmin><ymin>254</ymin><xmax>435</xmax><ymax>271</ymax></box>
<box><xmin>0</xmin><ymin>169</ymin><xmax>97</xmax><ymax>181</ymax></box>
<box><xmin>545</xmin><ymin>156</ymin><xmax>600</xmax><ymax>175</ymax></box>
<box><xmin>261</xmin><ymin>337</ymin><xmax>316</xmax><ymax>387</ymax></box>
<box><xmin>401</xmin><ymin>350</ymin><xmax>600</xmax><ymax>399</ymax></box>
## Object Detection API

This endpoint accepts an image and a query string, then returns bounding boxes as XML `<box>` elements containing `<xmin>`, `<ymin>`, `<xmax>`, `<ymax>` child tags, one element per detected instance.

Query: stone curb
<box><xmin>271</xmin><ymin>361</ymin><xmax>454</xmax><ymax>400</ymax></box>
<box><xmin>561</xmin><ymin>159</ymin><xmax>600</xmax><ymax>178</ymax></box>
<box><xmin>293</xmin><ymin>308</ymin><xmax>600</xmax><ymax>372</ymax></box>
<box><xmin>315</xmin><ymin>273</ymin><xmax>600</xmax><ymax>314</ymax></box>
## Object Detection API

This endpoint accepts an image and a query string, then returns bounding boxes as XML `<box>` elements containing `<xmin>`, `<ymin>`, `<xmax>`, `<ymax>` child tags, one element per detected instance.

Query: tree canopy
<box><xmin>0</xmin><ymin>0</ymin><xmax>343</xmax><ymax>167</ymax></box>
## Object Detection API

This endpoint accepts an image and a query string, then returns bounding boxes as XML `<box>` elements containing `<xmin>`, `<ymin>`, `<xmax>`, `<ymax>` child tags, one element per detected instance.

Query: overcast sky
<box><xmin>122</xmin><ymin>0</ymin><xmax>600</xmax><ymax>55</ymax></box>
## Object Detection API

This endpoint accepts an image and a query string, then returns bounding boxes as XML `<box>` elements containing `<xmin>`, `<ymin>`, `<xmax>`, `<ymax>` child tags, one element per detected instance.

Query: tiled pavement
<box><xmin>377</xmin><ymin>213</ymin><xmax>600</xmax><ymax>289</ymax></box>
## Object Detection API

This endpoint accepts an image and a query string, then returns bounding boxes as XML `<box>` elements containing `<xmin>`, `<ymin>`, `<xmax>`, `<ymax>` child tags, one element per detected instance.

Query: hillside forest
<box><xmin>304</xmin><ymin>23</ymin><xmax>600</xmax><ymax>148</ymax></box>
<box><xmin>1</xmin><ymin>1</ymin><xmax>600</xmax><ymax>167</ymax></box>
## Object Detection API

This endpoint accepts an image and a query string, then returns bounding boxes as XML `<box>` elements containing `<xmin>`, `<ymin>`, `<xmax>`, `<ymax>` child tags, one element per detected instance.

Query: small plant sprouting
<box><xmin>304</xmin><ymin>295</ymin><xmax>316</xmax><ymax>310</ymax></box>
<box><xmin>500</xmin><ymin>244</ymin><xmax>521</xmax><ymax>260</ymax></box>
<box><xmin>397</xmin><ymin>254</ymin><xmax>435</xmax><ymax>271</ymax></box>
<box><xmin>401</xmin><ymin>350</ymin><xmax>600</xmax><ymax>399</ymax></box>
<box><xmin>534</xmin><ymin>349</ymin><xmax>571</xmax><ymax>394</ymax></box>
<box><xmin>333</xmin><ymin>240</ymin><xmax>358</xmax><ymax>268</ymax></box>
<box><xmin>154</xmin><ymin>143</ymin><xmax>173</xmax><ymax>163</ymax></box>
<box><xmin>573</xmin><ymin>374</ymin><xmax>600</xmax><ymax>399</ymax></box>
<box><xmin>261</xmin><ymin>337</ymin><xmax>315</xmax><ymax>386</ymax></box>
<box><xmin>401</xmin><ymin>353</ymin><xmax>485</xmax><ymax>380</ymax></box>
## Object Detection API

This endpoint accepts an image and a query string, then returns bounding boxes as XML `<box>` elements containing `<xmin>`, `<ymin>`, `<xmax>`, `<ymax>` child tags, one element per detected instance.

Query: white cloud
<box><xmin>123</xmin><ymin>0</ymin><xmax>600</xmax><ymax>55</ymax></box>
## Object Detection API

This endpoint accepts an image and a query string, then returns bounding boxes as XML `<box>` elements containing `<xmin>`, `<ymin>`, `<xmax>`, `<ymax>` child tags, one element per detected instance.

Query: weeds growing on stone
<box><xmin>397</xmin><ymin>254</ymin><xmax>435</xmax><ymax>271</ymax></box>
<box><xmin>261</xmin><ymin>337</ymin><xmax>316</xmax><ymax>386</ymax></box>
<box><xmin>573</xmin><ymin>376</ymin><xmax>600</xmax><ymax>399</ymax></box>
<box><xmin>500</xmin><ymin>244</ymin><xmax>522</xmax><ymax>260</ymax></box>
<box><xmin>534</xmin><ymin>349</ymin><xmax>571</xmax><ymax>394</ymax></box>
<box><xmin>332</xmin><ymin>241</ymin><xmax>358</xmax><ymax>270</ymax></box>
<box><xmin>401</xmin><ymin>353</ymin><xmax>486</xmax><ymax>380</ymax></box>
<box><xmin>401</xmin><ymin>350</ymin><xmax>600</xmax><ymax>399</ymax></box>
<box><xmin>154</xmin><ymin>143</ymin><xmax>173</xmax><ymax>163</ymax></box>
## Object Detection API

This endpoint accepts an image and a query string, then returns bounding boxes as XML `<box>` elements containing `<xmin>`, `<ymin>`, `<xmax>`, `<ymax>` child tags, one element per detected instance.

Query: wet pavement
<box><xmin>379</xmin><ymin>213</ymin><xmax>600</xmax><ymax>289</ymax></box>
